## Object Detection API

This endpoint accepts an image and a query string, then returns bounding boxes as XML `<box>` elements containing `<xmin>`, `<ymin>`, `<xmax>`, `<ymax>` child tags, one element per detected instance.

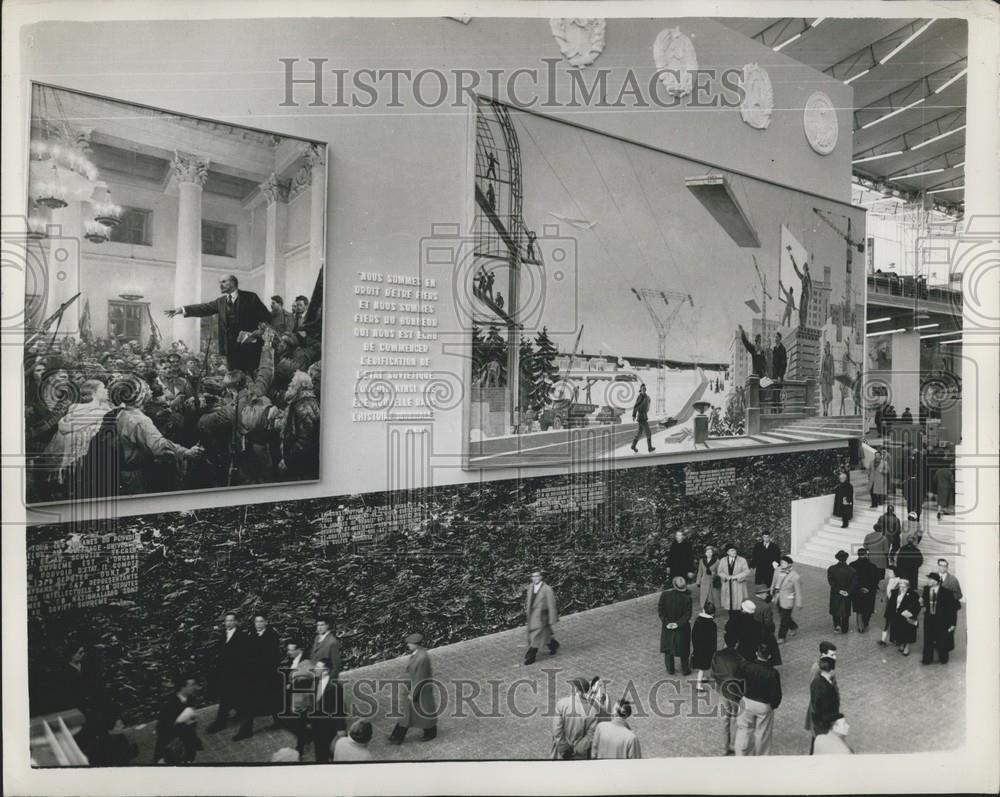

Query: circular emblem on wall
<box><xmin>803</xmin><ymin>91</ymin><xmax>839</xmax><ymax>155</ymax></box>
<box><xmin>653</xmin><ymin>27</ymin><xmax>698</xmax><ymax>97</ymax></box>
<box><xmin>739</xmin><ymin>63</ymin><xmax>774</xmax><ymax>130</ymax></box>
<box><xmin>549</xmin><ymin>18</ymin><xmax>607</xmax><ymax>68</ymax></box>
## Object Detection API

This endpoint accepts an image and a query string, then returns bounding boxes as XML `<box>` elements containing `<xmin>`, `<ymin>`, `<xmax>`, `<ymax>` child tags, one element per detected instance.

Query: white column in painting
<box><xmin>170</xmin><ymin>152</ymin><xmax>208</xmax><ymax>348</ymax></box>
<box><xmin>305</xmin><ymin>143</ymin><xmax>327</xmax><ymax>284</ymax></box>
<box><xmin>45</xmin><ymin>200</ymin><xmax>84</xmax><ymax>335</ymax></box>
<box><xmin>260</xmin><ymin>173</ymin><xmax>289</xmax><ymax>304</ymax></box>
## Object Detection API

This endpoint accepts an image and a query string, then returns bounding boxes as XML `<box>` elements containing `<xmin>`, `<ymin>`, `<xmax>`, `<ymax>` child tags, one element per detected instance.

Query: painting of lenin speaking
<box><xmin>22</xmin><ymin>84</ymin><xmax>328</xmax><ymax>503</ymax></box>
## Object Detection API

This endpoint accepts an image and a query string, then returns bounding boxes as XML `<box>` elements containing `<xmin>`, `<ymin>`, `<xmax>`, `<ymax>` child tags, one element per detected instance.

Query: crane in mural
<box><xmin>630</xmin><ymin>288</ymin><xmax>695</xmax><ymax>416</ymax></box>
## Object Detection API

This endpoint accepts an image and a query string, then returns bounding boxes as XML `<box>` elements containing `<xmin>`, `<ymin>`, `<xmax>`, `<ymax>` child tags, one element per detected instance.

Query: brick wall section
<box><xmin>26</xmin><ymin>448</ymin><xmax>840</xmax><ymax>723</ymax></box>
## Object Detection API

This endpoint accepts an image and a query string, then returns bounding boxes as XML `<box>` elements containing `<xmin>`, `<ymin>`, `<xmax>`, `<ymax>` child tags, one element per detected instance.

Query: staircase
<box><xmin>753</xmin><ymin>414</ymin><xmax>862</xmax><ymax>445</ymax></box>
<box><xmin>794</xmin><ymin>470</ymin><xmax>963</xmax><ymax>588</ymax></box>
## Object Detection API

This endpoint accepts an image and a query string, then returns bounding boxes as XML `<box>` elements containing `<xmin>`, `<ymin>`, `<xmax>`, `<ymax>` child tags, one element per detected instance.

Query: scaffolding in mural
<box><xmin>472</xmin><ymin>97</ymin><xmax>542</xmax><ymax>430</ymax></box>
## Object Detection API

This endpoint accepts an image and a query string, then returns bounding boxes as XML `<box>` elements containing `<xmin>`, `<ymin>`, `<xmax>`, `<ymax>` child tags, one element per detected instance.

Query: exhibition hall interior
<box><xmin>15</xmin><ymin>14</ymin><xmax>976</xmax><ymax>768</ymax></box>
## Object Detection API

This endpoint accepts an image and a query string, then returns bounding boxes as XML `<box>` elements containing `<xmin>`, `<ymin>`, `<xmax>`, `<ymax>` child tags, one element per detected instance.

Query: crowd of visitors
<box><xmin>47</xmin><ymin>524</ymin><xmax>962</xmax><ymax>765</ymax></box>
<box><xmin>24</xmin><ymin>285</ymin><xmax>321</xmax><ymax>502</ymax></box>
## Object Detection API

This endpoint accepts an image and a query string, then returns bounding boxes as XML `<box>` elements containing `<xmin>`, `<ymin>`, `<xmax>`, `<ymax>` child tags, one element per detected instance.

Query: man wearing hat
<box><xmin>894</xmin><ymin>535</ymin><xmax>924</xmax><ymax>587</ymax></box>
<box><xmin>717</xmin><ymin>543</ymin><xmax>752</xmax><ymax>616</ymax></box>
<box><xmin>725</xmin><ymin>599</ymin><xmax>764</xmax><ymax>662</ymax></box>
<box><xmin>770</xmin><ymin>556</ymin><xmax>803</xmax><ymax>643</ymax></box>
<box><xmin>551</xmin><ymin>678</ymin><xmax>597</xmax><ymax>759</ymax></box>
<box><xmin>658</xmin><ymin>576</ymin><xmax>693</xmax><ymax>675</ymax></box>
<box><xmin>827</xmin><ymin>551</ymin><xmax>858</xmax><ymax>634</ymax></box>
<box><xmin>734</xmin><ymin>644</ymin><xmax>782</xmax><ymax>756</ymax></box>
<box><xmin>749</xmin><ymin>585</ymin><xmax>781</xmax><ymax>665</ymax></box>
<box><xmin>387</xmin><ymin>634</ymin><xmax>438</xmax><ymax>744</ymax></box>
<box><xmin>873</xmin><ymin>504</ymin><xmax>902</xmax><ymax>563</ymax></box>
<box><xmin>524</xmin><ymin>570</ymin><xmax>559</xmax><ymax>665</ymax></box>
<box><xmin>921</xmin><ymin>572</ymin><xmax>959</xmax><ymax>665</ymax></box>
<box><xmin>850</xmin><ymin>548</ymin><xmax>882</xmax><ymax>632</ymax></box>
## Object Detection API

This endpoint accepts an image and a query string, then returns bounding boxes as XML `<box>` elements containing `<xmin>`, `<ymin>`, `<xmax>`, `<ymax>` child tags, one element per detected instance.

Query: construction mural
<box><xmin>466</xmin><ymin>99</ymin><xmax>866</xmax><ymax>469</ymax></box>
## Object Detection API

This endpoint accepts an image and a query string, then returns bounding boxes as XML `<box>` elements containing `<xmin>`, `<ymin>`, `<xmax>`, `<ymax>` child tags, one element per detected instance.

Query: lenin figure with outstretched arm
<box><xmin>166</xmin><ymin>274</ymin><xmax>271</xmax><ymax>373</ymax></box>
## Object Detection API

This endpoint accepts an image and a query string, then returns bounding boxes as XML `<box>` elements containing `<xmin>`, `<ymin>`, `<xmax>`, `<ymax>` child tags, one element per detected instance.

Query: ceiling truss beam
<box><xmin>853</xmin><ymin>57</ymin><xmax>968</xmax><ymax>131</ymax></box>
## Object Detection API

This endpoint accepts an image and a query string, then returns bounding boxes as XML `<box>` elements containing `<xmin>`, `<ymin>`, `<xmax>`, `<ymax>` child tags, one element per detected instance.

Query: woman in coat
<box><xmin>717</xmin><ymin>544</ymin><xmax>751</xmax><ymax>614</ymax></box>
<box><xmin>887</xmin><ymin>580</ymin><xmax>921</xmax><ymax>655</ymax></box>
<box><xmin>695</xmin><ymin>545</ymin><xmax>721</xmax><ymax>610</ymax></box>
<box><xmin>867</xmin><ymin>450</ymin><xmax>889</xmax><ymax>508</ymax></box>
<box><xmin>387</xmin><ymin>633</ymin><xmax>438</xmax><ymax>743</ymax></box>
<box><xmin>658</xmin><ymin>576</ymin><xmax>693</xmax><ymax>675</ymax></box>
<box><xmin>832</xmin><ymin>471</ymin><xmax>854</xmax><ymax>528</ymax></box>
<box><xmin>690</xmin><ymin>602</ymin><xmax>718</xmax><ymax>691</ymax></box>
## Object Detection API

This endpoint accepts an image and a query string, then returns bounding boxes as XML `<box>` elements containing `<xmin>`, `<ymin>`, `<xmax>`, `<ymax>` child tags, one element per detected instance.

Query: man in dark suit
<box><xmin>726</xmin><ymin>599</ymin><xmax>763</xmax><ymax>662</ymax></box>
<box><xmin>207</xmin><ymin>611</ymin><xmax>248</xmax><ymax>733</ymax></box>
<box><xmin>308</xmin><ymin>616</ymin><xmax>341</xmax><ymax>680</ymax></box>
<box><xmin>712</xmin><ymin>632</ymin><xmax>743</xmax><ymax>756</ymax></box>
<box><xmin>874</xmin><ymin>505</ymin><xmax>903</xmax><ymax>560</ymax></box>
<box><xmin>630</xmin><ymin>383</ymin><xmax>655</xmax><ymax>453</ymax></box>
<box><xmin>666</xmin><ymin>530</ymin><xmax>695</xmax><ymax>583</ymax></box>
<box><xmin>771</xmin><ymin>332</ymin><xmax>787</xmax><ymax>381</ymax></box>
<box><xmin>751</xmin><ymin>533</ymin><xmax>781</xmax><ymax>589</ymax></box>
<box><xmin>850</xmin><ymin>548</ymin><xmax>882</xmax><ymax>633</ymax></box>
<box><xmin>827</xmin><ymin>550</ymin><xmax>858</xmax><ymax>634</ymax></box>
<box><xmin>658</xmin><ymin>576</ymin><xmax>693</xmax><ymax>675</ymax></box>
<box><xmin>234</xmin><ymin>613</ymin><xmax>283</xmax><ymax>741</ymax></box>
<box><xmin>737</xmin><ymin>325</ymin><xmax>767</xmax><ymax>378</ymax></box>
<box><xmin>166</xmin><ymin>274</ymin><xmax>270</xmax><ymax>373</ymax></box>
<box><xmin>808</xmin><ymin>654</ymin><xmax>839</xmax><ymax>752</ymax></box>
<box><xmin>153</xmin><ymin>675</ymin><xmax>203</xmax><ymax>764</ymax></box>
<box><xmin>922</xmin><ymin>572</ymin><xmax>959</xmax><ymax>665</ymax></box>
<box><xmin>308</xmin><ymin>658</ymin><xmax>346</xmax><ymax>763</ymax></box>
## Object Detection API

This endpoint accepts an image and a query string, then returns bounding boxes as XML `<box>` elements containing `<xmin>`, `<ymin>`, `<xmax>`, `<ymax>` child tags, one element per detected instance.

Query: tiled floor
<box><xmin>123</xmin><ymin>563</ymin><xmax>965</xmax><ymax>764</ymax></box>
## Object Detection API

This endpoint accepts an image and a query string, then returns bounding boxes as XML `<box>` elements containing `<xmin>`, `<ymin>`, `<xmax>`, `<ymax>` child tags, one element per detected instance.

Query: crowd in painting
<box><xmin>24</xmin><ymin>280</ymin><xmax>322</xmax><ymax>502</ymax></box>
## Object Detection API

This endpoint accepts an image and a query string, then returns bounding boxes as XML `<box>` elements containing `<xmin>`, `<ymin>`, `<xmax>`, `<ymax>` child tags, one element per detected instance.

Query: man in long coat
<box><xmin>207</xmin><ymin>611</ymin><xmax>249</xmax><ymax>733</ymax></box>
<box><xmin>832</xmin><ymin>472</ymin><xmax>854</xmax><ymax>528</ymax></box>
<box><xmin>658</xmin><ymin>576</ymin><xmax>693</xmax><ymax>675</ymax></box>
<box><xmin>751</xmin><ymin>533</ymin><xmax>782</xmax><ymax>588</ymax></box>
<box><xmin>718</xmin><ymin>544</ymin><xmax>752</xmax><ymax>615</ymax></box>
<box><xmin>666</xmin><ymin>530</ymin><xmax>696</xmax><ymax>583</ymax></box>
<box><xmin>551</xmin><ymin>678</ymin><xmax>596</xmax><ymax>759</ymax></box>
<box><xmin>726</xmin><ymin>599</ymin><xmax>764</xmax><ymax>662</ymax></box>
<box><xmin>234</xmin><ymin>614</ymin><xmax>283</xmax><ymax>741</ymax></box>
<box><xmin>874</xmin><ymin>505</ymin><xmax>903</xmax><ymax>561</ymax></box>
<box><xmin>524</xmin><ymin>570</ymin><xmax>559</xmax><ymax>665</ymax></box>
<box><xmin>166</xmin><ymin>274</ymin><xmax>271</xmax><ymax>373</ymax></box>
<box><xmin>827</xmin><ymin>551</ymin><xmax>858</xmax><ymax>634</ymax></box>
<box><xmin>388</xmin><ymin>633</ymin><xmax>438</xmax><ymax>743</ymax></box>
<box><xmin>862</xmin><ymin>526</ymin><xmax>892</xmax><ymax>579</ymax></box>
<box><xmin>921</xmin><ymin>573</ymin><xmax>958</xmax><ymax>664</ymax></box>
<box><xmin>850</xmin><ymin>548</ymin><xmax>882</xmax><ymax>633</ymax></box>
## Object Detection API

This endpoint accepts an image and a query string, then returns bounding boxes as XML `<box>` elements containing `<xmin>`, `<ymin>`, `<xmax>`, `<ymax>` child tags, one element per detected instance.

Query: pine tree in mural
<box><xmin>530</xmin><ymin>326</ymin><xmax>560</xmax><ymax>410</ymax></box>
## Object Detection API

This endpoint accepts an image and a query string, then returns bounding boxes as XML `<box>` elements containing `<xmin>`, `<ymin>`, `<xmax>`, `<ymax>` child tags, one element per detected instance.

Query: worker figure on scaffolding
<box><xmin>631</xmin><ymin>383</ymin><xmax>655</xmax><ymax>454</ymax></box>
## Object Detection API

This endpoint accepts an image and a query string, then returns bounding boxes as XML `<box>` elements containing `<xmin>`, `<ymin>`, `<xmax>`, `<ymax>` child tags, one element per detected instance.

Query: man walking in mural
<box><xmin>630</xmin><ymin>383</ymin><xmax>655</xmax><ymax>454</ymax></box>
<box><xmin>787</xmin><ymin>246</ymin><xmax>812</xmax><ymax>329</ymax></box>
